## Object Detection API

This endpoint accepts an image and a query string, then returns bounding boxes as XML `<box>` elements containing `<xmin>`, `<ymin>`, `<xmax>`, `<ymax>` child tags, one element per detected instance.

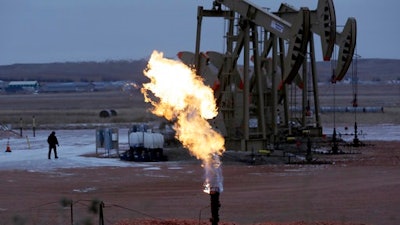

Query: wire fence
<box><xmin>0</xmin><ymin>198</ymin><xmax>211</xmax><ymax>225</ymax></box>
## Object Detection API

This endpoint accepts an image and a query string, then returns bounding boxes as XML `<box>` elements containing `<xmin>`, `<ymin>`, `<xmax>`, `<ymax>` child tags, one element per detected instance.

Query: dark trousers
<box><xmin>48</xmin><ymin>146</ymin><xmax>58</xmax><ymax>159</ymax></box>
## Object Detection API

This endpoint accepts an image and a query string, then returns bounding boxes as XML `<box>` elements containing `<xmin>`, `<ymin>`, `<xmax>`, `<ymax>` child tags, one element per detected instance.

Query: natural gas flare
<box><xmin>141</xmin><ymin>50</ymin><xmax>225</xmax><ymax>192</ymax></box>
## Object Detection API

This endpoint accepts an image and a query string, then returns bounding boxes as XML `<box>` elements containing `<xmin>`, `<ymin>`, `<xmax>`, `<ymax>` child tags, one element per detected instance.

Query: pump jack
<box><xmin>178</xmin><ymin>0</ymin><xmax>356</xmax><ymax>151</ymax></box>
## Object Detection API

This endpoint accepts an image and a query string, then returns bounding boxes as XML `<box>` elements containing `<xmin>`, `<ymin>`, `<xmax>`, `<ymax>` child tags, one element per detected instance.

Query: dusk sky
<box><xmin>1</xmin><ymin>0</ymin><xmax>399</xmax><ymax>65</ymax></box>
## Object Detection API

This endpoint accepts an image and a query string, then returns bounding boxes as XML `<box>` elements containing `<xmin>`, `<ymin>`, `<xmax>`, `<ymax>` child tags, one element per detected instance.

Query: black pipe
<box><xmin>332</xmin><ymin>128</ymin><xmax>338</xmax><ymax>154</ymax></box>
<box><xmin>210</xmin><ymin>189</ymin><xmax>220</xmax><ymax>225</ymax></box>
<box><xmin>306</xmin><ymin>137</ymin><xmax>312</xmax><ymax>163</ymax></box>
<box><xmin>353</xmin><ymin>122</ymin><xmax>360</xmax><ymax>147</ymax></box>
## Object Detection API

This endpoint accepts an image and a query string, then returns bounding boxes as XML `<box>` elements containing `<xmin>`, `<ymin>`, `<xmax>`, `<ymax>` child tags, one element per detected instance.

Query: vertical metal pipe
<box><xmin>271</xmin><ymin>36</ymin><xmax>278</xmax><ymax>141</ymax></box>
<box><xmin>226</xmin><ymin>11</ymin><xmax>235</xmax><ymax>54</ymax></box>
<box><xmin>243</xmin><ymin>23</ymin><xmax>250</xmax><ymax>143</ymax></box>
<box><xmin>309</xmin><ymin>34</ymin><xmax>321</xmax><ymax>128</ymax></box>
<box><xmin>32</xmin><ymin>115</ymin><xmax>36</xmax><ymax>137</ymax></box>
<box><xmin>251</xmin><ymin>26</ymin><xmax>266</xmax><ymax>139</ymax></box>
<box><xmin>19</xmin><ymin>117</ymin><xmax>23</xmax><ymax>137</ymax></box>
<box><xmin>70</xmin><ymin>202</ymin><xmax>73</xmax><ymax>225</ymax></box>
<box><xmin>210</xmin><ymin>190</ymin><xmax>220</xmax><ymax>225</ymax></box>
<box><xmin>99</xmin><ymin>201</ymin><xmax>104</xmax><ymax>225</ymax></box>
<box><xmin>278</xmin><ymin>38</ymin><xmax>290</xmax><ymax>134</ymax></box>
<box><xmin>302</xmin><ymin>55</ymin><xmax>308</xmax><ymax>127</ymax></box>
<box><xmin>195</xmin><ymin>6</ymin><xmax>203</xmax><ymax>74</ymax></box>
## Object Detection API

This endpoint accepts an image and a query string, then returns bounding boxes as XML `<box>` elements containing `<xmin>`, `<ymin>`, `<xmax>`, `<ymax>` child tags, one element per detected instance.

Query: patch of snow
<box><xmin>143</xmin><ymin>166</ymin><xmax>161</xmax><ymax>171</ymax></box>
<box><xmin>0</xmin><ymin>129</ymin><xmax>151</xmax><ymax>171</ymax></box>
<box><xmin>324</xmin><ymin>124</ymin><xmax>400</xmax><ymax>141</ymax></box>
<box><xmin>168</xmin><ymin>166</ymin><xmax>183</xmax><ymax>170</ymax></box>
<box><xmin>73</xmin><ymin>187</ymin><xmax>97</xmax><ymax>193</ymax></box>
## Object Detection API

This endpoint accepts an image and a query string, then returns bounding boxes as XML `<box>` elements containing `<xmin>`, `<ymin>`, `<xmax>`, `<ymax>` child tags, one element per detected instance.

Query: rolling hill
<box><xmin>0</xmin><ymin>58</ymin><xmax>399</xmax><ymax>84</ymax></box>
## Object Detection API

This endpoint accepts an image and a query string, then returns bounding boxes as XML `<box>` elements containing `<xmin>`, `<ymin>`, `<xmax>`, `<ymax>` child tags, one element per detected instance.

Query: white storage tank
<box><xmin>129</xmin><ymin>132</ymin><xmax>164</xmax><ymax>149</ymax></box>
<box><xmin>129</xmin><ymin>132</ymin><xmax>144</xmax><ymax>148</ymax></box>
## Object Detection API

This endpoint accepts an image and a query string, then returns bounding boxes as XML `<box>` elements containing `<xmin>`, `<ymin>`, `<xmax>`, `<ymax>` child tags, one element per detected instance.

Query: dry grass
<box><xmin>318</xmin><ymin>83</ymin><xmax>399</xmax><ymax>107</ymax></box>
<box><xmin>317</xmin><ymin>83</ymin><xmax>400</xmax><ymax>125</ymax></box>
<box><xmin>319</xmin><ymin>107</ymin><xmax>400</xmax><ymax>125</ymax></box>
<box><xmin>0</xmin><ymin>90</ymin><xmax>158</xmax><ymax>128</ymax></box>
<box><xmin>0</xmin><ymin>84</ymin><xmax>398</xmax><ymax>129</ymax></box>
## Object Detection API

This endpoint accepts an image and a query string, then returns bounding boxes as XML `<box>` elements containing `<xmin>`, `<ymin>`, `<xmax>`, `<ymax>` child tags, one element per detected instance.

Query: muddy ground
<box><xmin>0</xmin><ymin>140</ymin><xmax>399</xmax><ymax>225</ymax></box>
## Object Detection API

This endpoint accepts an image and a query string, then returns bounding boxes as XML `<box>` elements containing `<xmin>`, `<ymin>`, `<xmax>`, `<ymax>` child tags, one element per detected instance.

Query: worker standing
<box><xmin>47</xmin><ymin>131</ymin><xmax>59</xmax><ymax>159</ymax></box>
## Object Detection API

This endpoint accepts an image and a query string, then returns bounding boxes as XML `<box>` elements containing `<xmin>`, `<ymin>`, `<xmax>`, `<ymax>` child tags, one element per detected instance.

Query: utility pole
<box><xmin>19</xmin><ymin>117</ymin><xmax>23</xmax><ymax>137</ymax></box>
<box><xmin>32</xmin><ymin>115</ymin><xmax>36</xmax><ymax>137</ymax></box>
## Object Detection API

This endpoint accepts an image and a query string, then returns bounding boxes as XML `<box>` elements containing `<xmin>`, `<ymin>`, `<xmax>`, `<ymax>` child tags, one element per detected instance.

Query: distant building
<box><xmin>6</xmin><ymin>81</ymin><xmax>39</xmax><ymax>93</ymax></box>
<box><xmin>40</xmin><ymin>82</ymin><xmax>94</xmax><ymax>93</ymax></box>
<box><xmin>0</xmin><ymin>80</ymin><xmax>6</xmax><ymax>93</ymax></box>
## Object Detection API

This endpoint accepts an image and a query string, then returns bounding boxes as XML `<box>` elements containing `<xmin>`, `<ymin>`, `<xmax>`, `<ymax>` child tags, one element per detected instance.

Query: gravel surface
<box><xmin>0</xmin><ymin>140</ymin><xmax>398</xmax><ymax>225</ymax></box>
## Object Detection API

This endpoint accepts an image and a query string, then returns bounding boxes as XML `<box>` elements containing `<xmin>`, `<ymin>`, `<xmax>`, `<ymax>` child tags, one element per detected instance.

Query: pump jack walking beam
<box><xmin>195</xmin><ymin>0</ymin><xmax>311</xmax><ymax>105</ymax></box>
<box><xmin>214</xmin><ymin>0</ymin><xmax>311</xmax><ymax>85</ymax></box>
<box><xmin>276</xmin><ymin>0</ymin><xmax>357</xmax><ymax>81</ymax></box>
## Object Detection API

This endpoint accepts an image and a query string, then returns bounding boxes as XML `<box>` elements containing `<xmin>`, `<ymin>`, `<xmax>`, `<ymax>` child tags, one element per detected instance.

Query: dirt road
<box><xmin>0</xmin><ymin>141</ymin><xmax>399</xmax><ymax>225</ymax></box>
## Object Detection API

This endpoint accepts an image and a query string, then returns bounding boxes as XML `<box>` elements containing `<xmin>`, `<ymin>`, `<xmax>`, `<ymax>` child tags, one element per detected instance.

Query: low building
<box><xmin>40</xmin><ymin>82</ymin><xmax>94</xmax><ymax>93</ymax></box>
<box><xmin>0</xmin><ymin>80</ymin><xmax>6</xmax><ymax>93</ymax></box>
<box><xmin>6</xmin><ymin>81</ymin><xmax>39</xmax><ymax>93</ymax></box>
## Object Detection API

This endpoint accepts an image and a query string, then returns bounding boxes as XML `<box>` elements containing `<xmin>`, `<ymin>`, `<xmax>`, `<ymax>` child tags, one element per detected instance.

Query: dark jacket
<box><xmin>47</xmin><ymin>132</ymin><xmax>59</xmax><ymax>147</ymax></box>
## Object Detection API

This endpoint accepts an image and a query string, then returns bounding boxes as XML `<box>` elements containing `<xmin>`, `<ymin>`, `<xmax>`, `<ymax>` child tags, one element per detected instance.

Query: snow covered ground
<box><xmin>323</xmin><ymin>123</ymin><xmax>400</xmax><ymax>142</ymax></box>
<box><xmin>0</xmin><ymin>124</ymin><xmax>399</xmax><ymax>171</ymax></box>
<box><xmin>0</xmin><ymin>128</ymin><xmax>150</xmax><ymax>171</ymax></box>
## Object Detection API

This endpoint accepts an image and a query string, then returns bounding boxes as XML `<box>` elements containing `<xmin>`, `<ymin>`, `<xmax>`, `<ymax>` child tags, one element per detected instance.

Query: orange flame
<box><xmin>141</xmin><ymin>50</ymin><xmax>225</xmax><ymax>192</ymax></box>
